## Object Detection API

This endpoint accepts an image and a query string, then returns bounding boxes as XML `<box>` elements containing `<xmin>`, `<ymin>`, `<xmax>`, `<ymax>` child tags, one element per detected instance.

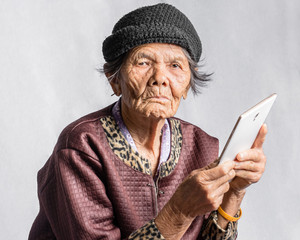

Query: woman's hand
<box><xmin>230</xmin><ymin>124</ymin><xmax>268</xmax><ymax>192</ymax></box>
<box><xmin>169</xmin><ymin>161</ymin><xmax>236</xmax><ymax>218</ymax></box>
<box><xmin>155</xmin><ymin>161</ymin><xmax>236</xmax><ymax>239</ymax></box>
<box><xmin>155</xmin><ymin>124</ymin><xmax>268</xmax><ymax>239</ymax></box>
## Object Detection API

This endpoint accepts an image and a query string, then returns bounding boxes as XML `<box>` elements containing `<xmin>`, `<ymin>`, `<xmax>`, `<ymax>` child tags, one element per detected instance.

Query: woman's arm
<box><xmin>218</xmin><ymin>124</ymin><xmax>268</xmax><ymax>228</ymax></box>
<box><xmin>30</xmin><ymin>148</ymin><xmax>169</xmax><ymax>240</ymax></box>
<box><xmin>154</xmin><ymin>124</ymin><xmax>268</xmax><ymax>240</ymax></box>
<box><xmin>29</xmin><ymin>149</ymin><xmax>122</xmax><ymax>240</ymax></box>
<box><xmin>155</xmin><ymin>161</ymin><xmax>236</xmax><ymax>239</ymax></box>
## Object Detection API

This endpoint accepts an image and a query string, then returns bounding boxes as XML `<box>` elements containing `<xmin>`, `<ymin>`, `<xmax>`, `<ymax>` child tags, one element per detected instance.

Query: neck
<box><xmin>121</xmin><ymin>101</ymin><xmax>165</xmax><ymax>172</ymax></box>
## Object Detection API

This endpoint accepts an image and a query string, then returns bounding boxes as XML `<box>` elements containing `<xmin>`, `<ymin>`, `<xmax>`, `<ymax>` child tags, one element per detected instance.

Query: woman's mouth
<box><xmin>146</xmin><ymin>95</ymin><xmax>170</xmax><ymax>103</ymax></box>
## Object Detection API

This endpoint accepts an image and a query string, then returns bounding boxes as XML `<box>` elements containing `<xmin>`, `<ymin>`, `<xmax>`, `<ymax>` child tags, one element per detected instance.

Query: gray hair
<box><xmin>100</xmin><ymin>48</ymin><xmax>212</xmax><ymax>95</ymax></box>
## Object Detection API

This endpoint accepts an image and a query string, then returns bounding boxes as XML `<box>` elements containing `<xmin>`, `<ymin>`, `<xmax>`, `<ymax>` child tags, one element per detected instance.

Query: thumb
<box><xmin>252</xmin><ymin>123</ymin><xmax>268</xmax><ymax>149</ymax></box>
<box><xmin>203</xmin><ymin>160</ymin><xmax>235</xmax><ymax>181</ymax></box>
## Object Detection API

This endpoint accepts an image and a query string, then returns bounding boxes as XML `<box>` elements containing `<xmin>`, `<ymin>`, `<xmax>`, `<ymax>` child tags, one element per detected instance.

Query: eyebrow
<box><xmin>170</xmin><ymin>55</ymin><xmax>185</xmax><ymax>62</ymax></box>
<box><xmin>135</xmin><ymin>52</ymin><xmax>154</xmax><ymax>60</ymax></box>
<box><xmin>132</xmin><ymin>51</ymin><xmax>186</xmax><ymax>63</ymax></box>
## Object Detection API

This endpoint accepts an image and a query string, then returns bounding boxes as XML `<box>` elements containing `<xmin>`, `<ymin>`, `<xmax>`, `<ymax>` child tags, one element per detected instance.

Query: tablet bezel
<box><xmin>218</xmin><ymin>93</ymin><xmax>277</xmax><ymax>164</ymax></box>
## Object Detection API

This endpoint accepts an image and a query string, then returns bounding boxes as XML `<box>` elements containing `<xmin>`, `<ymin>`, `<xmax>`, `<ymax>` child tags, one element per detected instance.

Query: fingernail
<box><xmin>229</xmin><ymin>170</ymin><xmax>235</xmax><ymax>177</ymax></box>
<box><xmin>239</xmin><ymin>153</ymin><xmax>243</xmax><ymax>159</ymax></box>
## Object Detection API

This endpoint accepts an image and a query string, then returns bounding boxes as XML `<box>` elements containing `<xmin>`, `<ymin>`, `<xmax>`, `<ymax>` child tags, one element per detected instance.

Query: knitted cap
<box><xmin>102</xmin><ymin>3</ymin><xmax>202</xmax><ymax>62</ymax></box>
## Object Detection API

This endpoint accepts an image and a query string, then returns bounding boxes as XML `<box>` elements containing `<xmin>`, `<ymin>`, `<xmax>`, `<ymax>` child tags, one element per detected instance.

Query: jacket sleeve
<box><xmin>128</xmin><ymin>220</ymin><xmax>165</xmax><ymax>239</ymax></box>
<box><xmin>199</xmin><ymin>158</ymin><xmax>239</xmax><ymax>240</ymax></box>
<box><xmin>200</xmin><ymin>211</ymin><xmax>238</xmax><ymax>240</ymax></box>
<box><xmin>33</xmin><ymin>149</ymin><xmax>121</xmax><ymax>239</ymax></box>
<box><xmin>30</xmin><ymin>148</ymin><xmax>168</xmax><ymax>240</ymax></box>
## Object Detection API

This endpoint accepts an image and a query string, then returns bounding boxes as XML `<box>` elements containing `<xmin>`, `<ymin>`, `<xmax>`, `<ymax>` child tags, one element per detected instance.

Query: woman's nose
<box><xmin>148</xmin><ymin>66</ymin><xmax>168</xmax><ymax>87</ymax></box>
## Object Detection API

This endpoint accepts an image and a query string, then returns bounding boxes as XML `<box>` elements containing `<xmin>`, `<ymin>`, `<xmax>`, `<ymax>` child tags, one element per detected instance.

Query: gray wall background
<box><xmin>1</xmin><ymin>0</ymin><xmax>299</xmax><ymax>239</ymax></box>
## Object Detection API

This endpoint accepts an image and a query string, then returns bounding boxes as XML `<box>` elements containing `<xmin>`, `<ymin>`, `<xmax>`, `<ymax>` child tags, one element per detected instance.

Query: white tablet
<box><xmin>218</xmin><ymin>93</ymin><xmax>277</xmax><ymax>164</ymax></box>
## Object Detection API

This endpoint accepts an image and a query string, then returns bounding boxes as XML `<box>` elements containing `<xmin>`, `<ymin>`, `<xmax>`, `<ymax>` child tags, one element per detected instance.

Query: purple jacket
<box><xmin>29</xmin><ymin>104</ymin><xmax>219</xmax><ymax>239</ymax></box>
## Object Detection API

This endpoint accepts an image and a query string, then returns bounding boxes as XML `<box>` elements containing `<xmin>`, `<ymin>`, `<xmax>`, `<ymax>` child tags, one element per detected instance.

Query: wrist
<box><xmin>228</xmin><ymin>186</ymin><xmax>246</xmax><ymax>199</ymax></box>
<box><xmin>155</xmin><ymin>202</ymin><xmax>194</xmax><ymax>239</ymax></box>
<box><xmin>217</xmin><ymin>188</ymin><xmax>245</xmax><ymax>228</ymax></box>
<box><xmin>218</xmin><ymin>206</ymin><xmax>242</xmax><ymax>222</ymax></box>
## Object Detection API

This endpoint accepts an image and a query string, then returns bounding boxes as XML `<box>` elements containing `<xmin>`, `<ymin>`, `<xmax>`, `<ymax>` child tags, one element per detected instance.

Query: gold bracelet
<box><xmin>217</xmin><ymin>206</ymin><xmax>242</xmax><ymax>222</ymax></box>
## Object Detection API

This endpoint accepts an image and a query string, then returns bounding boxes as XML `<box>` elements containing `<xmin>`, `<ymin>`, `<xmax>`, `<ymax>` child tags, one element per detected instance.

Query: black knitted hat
<box><xmin>102</xmin><ymin>3</ymin><xmax>202</xmax><ymax>62</ymax></box>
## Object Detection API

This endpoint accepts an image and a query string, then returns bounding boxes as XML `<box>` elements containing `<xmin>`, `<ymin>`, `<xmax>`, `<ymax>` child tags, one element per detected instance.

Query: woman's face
<box><xmin>112</xmin><ymin>43</ymin><xmax>191</xmax><ymax>119</ymax></box>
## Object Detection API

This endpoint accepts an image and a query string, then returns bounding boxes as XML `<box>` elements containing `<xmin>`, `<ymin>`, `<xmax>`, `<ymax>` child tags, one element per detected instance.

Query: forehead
<box><xmin>127</xmin><ymin>43</ymin><xmax>188</xmax><ymax>61</ymax></box>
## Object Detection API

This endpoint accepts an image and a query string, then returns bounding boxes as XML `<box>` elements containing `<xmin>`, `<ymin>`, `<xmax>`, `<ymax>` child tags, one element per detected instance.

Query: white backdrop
<box><xmin>1</xmin><ymin>0</ymin><xmax>299</xmax><ymax>239</ymax></box>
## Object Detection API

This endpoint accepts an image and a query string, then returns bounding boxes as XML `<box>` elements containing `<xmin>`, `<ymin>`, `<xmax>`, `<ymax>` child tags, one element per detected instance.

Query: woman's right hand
<box><xmin>170</xmin><ymin>160</ymin><xmax>236</xmax><ymax>218</ymax></box>
<box><xmin>155</xmin><ymin>161</ymin><xmax>236</xmax><ymax>239</ymax></box>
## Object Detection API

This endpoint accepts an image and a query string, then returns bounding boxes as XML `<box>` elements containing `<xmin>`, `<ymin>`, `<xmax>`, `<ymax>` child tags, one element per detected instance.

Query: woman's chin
<box><xmin>142</xmin><ymin>106</ymin><xmax>175</xmax><ymax>119</ymax></box>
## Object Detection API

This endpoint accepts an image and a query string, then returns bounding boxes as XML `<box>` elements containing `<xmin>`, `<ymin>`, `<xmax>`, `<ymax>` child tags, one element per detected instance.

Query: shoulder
<box><xmin>171</xmin><ymin>117</ymin><xmax>219</xmax><ymax>167</ymax></box>
<box><xmin>36</xmin><ymin>104</ymin><xmax>115</xmax><ymax>192</ymax></box>
<box><xmin>54</xmin><ymin>103</ymin><xmax>115</xmax><ymax>156</ymax></box>
<box><xmin>172</xmin><ymin>117</ymin><xmax>219</xmax><ymax>147</ymax></box>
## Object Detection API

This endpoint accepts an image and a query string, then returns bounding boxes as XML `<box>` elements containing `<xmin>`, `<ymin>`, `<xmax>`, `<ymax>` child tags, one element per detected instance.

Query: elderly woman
<box><xmin>29</xmin><ymin>3</ymin><xmax>267</xmax><ymax>240</ymax></box>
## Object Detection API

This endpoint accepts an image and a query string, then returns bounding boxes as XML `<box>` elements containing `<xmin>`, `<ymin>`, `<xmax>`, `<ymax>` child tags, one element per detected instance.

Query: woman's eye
<box><xmin>137</xmin><ymin>61</ymin><xmax>149</xmax><ymax>66</ymax></box>
<box><xmin>171</xmin><ymin>63</ymin><xmax>180</xmax><ymax>68</ymax></box>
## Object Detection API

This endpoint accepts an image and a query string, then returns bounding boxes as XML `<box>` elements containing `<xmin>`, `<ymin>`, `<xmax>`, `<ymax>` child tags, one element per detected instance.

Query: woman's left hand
<box><xmin>230</xmin><ymin>124</ymin><xmax>268</xmax><ymax>192</ymax></box>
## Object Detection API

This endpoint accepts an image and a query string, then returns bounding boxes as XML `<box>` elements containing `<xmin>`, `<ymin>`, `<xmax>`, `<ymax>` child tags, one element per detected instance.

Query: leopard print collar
<box><xmin>100</xmin><ymin>116</ymin><xmax>182</xmax><ymax>178</ymax></box>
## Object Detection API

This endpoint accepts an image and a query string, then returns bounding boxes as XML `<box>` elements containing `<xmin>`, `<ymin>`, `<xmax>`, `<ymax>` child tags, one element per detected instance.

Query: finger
<box><xmin>234</xmin><ymin>160</ymin><xmax>262</xmax><ymax>172</ymax></box>
<box><xmin>214</xmin><ymin>178</ymin><xmax>232</xmax><ymax>197</ymax></box>
<box><xmin>201</xmin><ymin>161</ymin><xmax>236</xmax><ymax>181</ymax></box>
<box><xmin>235</xmin><ymin>170</ymin><xmax>262</xmax><ymax>183</ymax></box>
<box><xmin>201</xmin><ymin>195</ymin><xmax>224</xmax><ymax>212</ymax></box>
<box><xmin>252</xmin><ymin>123</ymin><xmax>268</xmax><ymax>149</ymax></box>
<box><xmin>207</xmin><ymin>181</ymin><xmax>231</xmax><ymax>209</ymax></box>
<box><xmin>214</xmin><ymin>168</ymin><xmax>236</xmax><ymax>188</ymax></box>
<box><xmin>236</xmin><ymin>148</ymin><xmax>266</xmax><ymax>163</ymax></box>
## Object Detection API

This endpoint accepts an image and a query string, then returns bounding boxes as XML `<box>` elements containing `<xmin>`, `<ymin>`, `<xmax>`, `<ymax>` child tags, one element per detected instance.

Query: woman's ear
<box><xmin>104</xmin><ymin>63</ymin><xmax>122</xmax><ymax>96</ymax></box>
<box><xmin>110</xmin><ymin>79</ymin><xmax>122</xmax><ymax>96</ymax></box>
<box><xmin>182</xmin><ymin>91</ymin><xmax>188</xmax><ymax>100</ymax></box>
<box><xmin>182</xmin><ymin>84</ymin><xmax>190</xmax><ymax>99</ymax></box>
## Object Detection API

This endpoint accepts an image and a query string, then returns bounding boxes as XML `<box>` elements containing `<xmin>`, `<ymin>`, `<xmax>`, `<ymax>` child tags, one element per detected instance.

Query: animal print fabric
<box><xmin>129</xmin><ymin>219</ymin><xmax>165</xmax><ymax>240</ymax></box>
<box><xmin>100</xmin><ymin>116</ymin><xmax>182</xmax><ymax>177</ymax></box>
<box><xmin>128</xmin><ymin>211</ymin><xmax>238</xmax><ymax>240</ymax></box>
<box><xmin>100</xmin><ymin>116</ymin><xmax>238</xmax><ymax>239</ymax></box>
<box><xmin>200</xmin><ymin>211</ymin><xmax>238</xmax><ymax>240</ymax></box>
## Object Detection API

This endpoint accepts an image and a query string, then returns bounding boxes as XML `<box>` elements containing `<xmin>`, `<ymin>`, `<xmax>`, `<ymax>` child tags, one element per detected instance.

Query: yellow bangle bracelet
<box><xmin>217</xmin><ymin>206</ymin><xmax>242</xmax><ymax>222</ymax></box>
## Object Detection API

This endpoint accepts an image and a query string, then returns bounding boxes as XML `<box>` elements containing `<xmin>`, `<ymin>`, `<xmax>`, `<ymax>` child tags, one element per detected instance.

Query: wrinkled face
<box><xmin>112</xmin><ymin>43</ymin><xmax>191</xmax><ymax>119</ymax></box>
